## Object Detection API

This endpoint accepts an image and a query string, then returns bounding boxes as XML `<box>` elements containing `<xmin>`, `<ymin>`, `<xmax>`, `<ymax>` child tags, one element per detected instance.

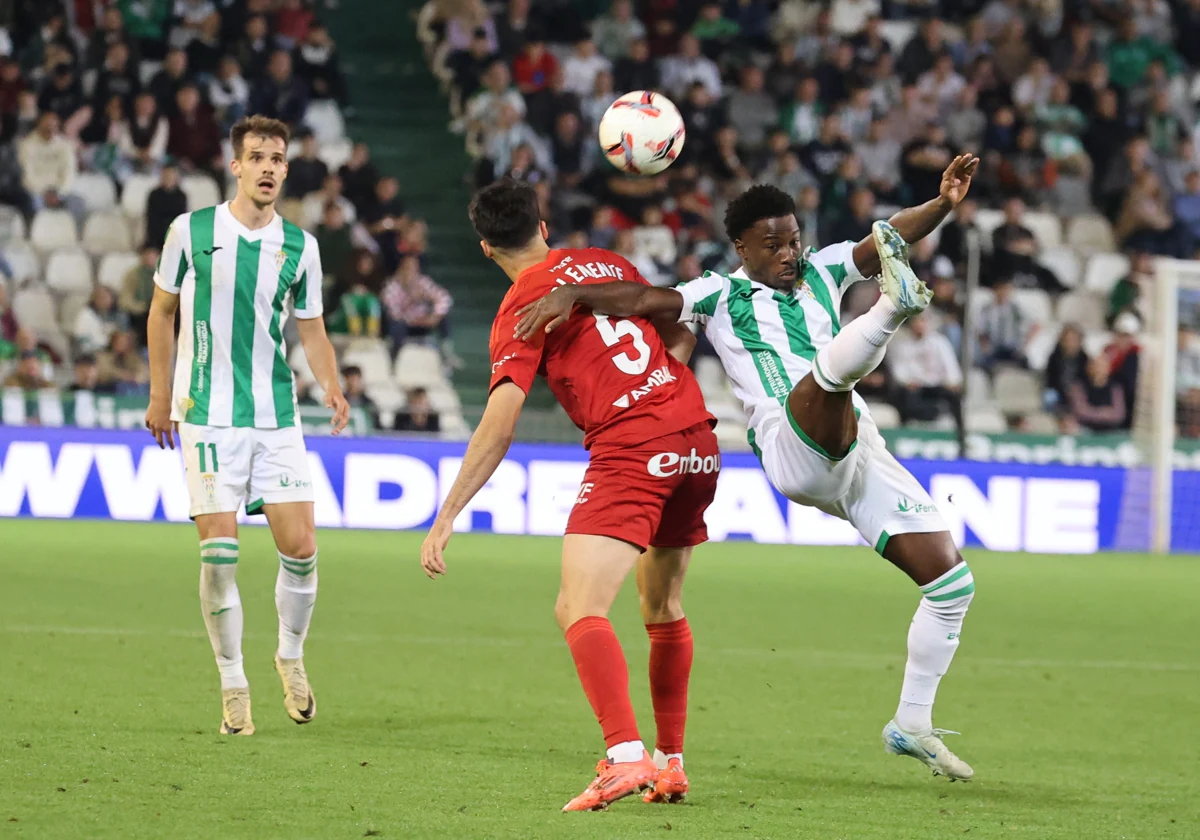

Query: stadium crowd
<box><xmin>422</xmin><ymin>0</ymin><xmax>1200</xmax><ymax>438</ymax></box>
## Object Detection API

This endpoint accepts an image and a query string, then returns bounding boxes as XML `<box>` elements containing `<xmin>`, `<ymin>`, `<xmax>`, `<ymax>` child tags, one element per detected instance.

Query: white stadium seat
<box><xmin>968</xmin><ymin>406</ymin><xmax>1008</xmax><ymax>433</ymax></box>
<box><xmin>425</xmin><ymin>382</ymin><xmax>461</xmax><ymax>414</ymax></box>
<box><xmin>1066</xmin><ymin>214</ymin><xmax>1116</xmax><ymax>255</ymax></box>
<box><xmin>82</xmin><ymin>212</ymin><xmax>133</xmax><ymax>255</ymax></box>
<box><xmin>1025</xmin><ymin>321</ymin><xmax>1061</xmax><ymax>371</ymax></box>
<box><xmin>866</xmin><ymin>402</ymin><xmax>901</xmax><ymax>429</ymax></box>
<box><xmin>29</xmin><ymin>209</ymin><xmax>78</xmax><ymax>253</ymax></box>
<box><xmin>97</xmin><ymin>251</ymin><xmax>140</xmax><ymax>292</ymax></box>
<box><xmin>121</xmin><ymin>173</ymin><xmax>157</xmax><ymax>219</ymax></box>
<box><xmin>319</xmin><ymin>138</ymin><xmax>353</xmax><ymax>171</ymax></box>
<box><xmin>973</xmin><ymin>209</ymin><xmax>1005</xmax><ymax>249</ymax></box>
<box><xmin>44</xmin><ymin>249</ymin><xmax>95</xmax><ymax>296</ymax></box>
<box><xmin>0</xmin><ymin>205</ymin><xmax>27</xmax><ymax>242</ymax></box>
<box><xmin>303</xmin><ymin>100</ymin><xmax>346</xmax><ymax>145</ymax></box>
<box><xmin>1083</xmin><ymin>330</ymin><xmax>1113</xmax><ymax>358</ymax></box>
<box><xmin>992</xmin><ymin>368</ymin><xmax>1042</xmax><ymax>415</ymax></box>
<box><xmin>1023</xmin><ymin>412</ymin><xmax>1060</xmax><ymax>434</ymax></box>
<box><xmin>394</xmin><ymin>343</ymin><xmax>446</xmax><ymax>389</ymax></box>
<box><xmin>58</xmin><ymin>292</ymin><xmax>91</xmax><ymax>337</ymax></box>
<box><xmin>1055</xmin><ymin>290</ymin><xmax>1106</xmax><ymax>331</ymax></box>
<box><xmin>12</xmin><ymin>286</ymin><xmax>59</xmax><ymax>334</ymax></box>
<box><xmin>73</xmin><ymin>172</ymin><xmax>118</xmax><ymax>212</ymax></box>
<box><xmin>288</xmin><ymin>344</ymin><xmax>315</xmax><ymax>384</ymax></box>
<box><xmin>1013</xmin><ymin>288</ymin><xmax>1053</xmax><ymax>326</ymax></box>
<box><xmin>1038</xmin><ymin>246</ymin><xmax>1082</xmax><ymax>289</ymax></box>
<box><xmin>182</xmin><ymin>175</ymin><xmax>222</xmax><ymax>210</ymax></box>
<box><xmin>342</xmin><ymin>339</ymin><xmax>392</xmax><ymax>386</ymax></box>
<box><xmin>965</xmin><ymin>367</ymin><xmax>992</xmax><ymax>406</ymax></box>
<box><xmin>2</xmin><ymin>241</ymin><xmax>41</xmax><ymax>286</ymax></box>
<box><xmin>1022</xmin><ymin>211</ymin><xmax>1063</xmax><ymax>251</ymax></box>
<box><xmin>1084</xmin><ymin>252</ymin><xmax>1130</xmax><ymax>296</ymax></box>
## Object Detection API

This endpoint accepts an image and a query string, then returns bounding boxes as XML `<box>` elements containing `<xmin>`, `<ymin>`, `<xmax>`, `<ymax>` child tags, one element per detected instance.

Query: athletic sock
<box><xmin>813</xmin><ymin>295</ymin><xmax>907</xmax><ymax>392</ymax></box>
<box><xmin>896</xmin><ymin>562</ymin><xmax>976</xmax><ymax>733</ymax></box>
<box><xmin>564</xmin><ymin>616</ymin><xmax>643</xmax><ymax>761</ymax></box>
<box><xmin>275</xmin><ymin>551</ymin><xmax>318</xmax><ymax>660</ymax></box>
<box><xmin>646</xmin><ymin>617</ymin><xmax>693</xmax><ymax>757</ymax></box>
<box><xmin>198</xmin><ymin>537</ymin><xmax>246</xmax><ymax>690</ymax></box>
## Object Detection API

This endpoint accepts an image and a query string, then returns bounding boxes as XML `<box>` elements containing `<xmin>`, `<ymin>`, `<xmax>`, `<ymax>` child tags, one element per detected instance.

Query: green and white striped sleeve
<box><xmin>293</xmin><ymin>232</ymin><xmax>324</xmax><ymax>319</ymax></box>
<box><xmin>675</xmin><ymin>271</ymin><xmax>726</xmax><ymax>325</ymax></box>
<box><xmin>153</xmin><ymin>214</ymin><xmax>191</xmax><ymax>294</ymax></box>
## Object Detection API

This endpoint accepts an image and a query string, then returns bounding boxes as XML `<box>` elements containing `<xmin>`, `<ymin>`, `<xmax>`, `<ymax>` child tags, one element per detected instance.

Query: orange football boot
<box><xmin>561</xmin><ymin>751</ymin><xmax>658</xmax><ymax>812</ymax></box>
<box><xmin>644</xmin><ymin>757</ymin><xmax>688</xmax><ymax>803</ymax></box>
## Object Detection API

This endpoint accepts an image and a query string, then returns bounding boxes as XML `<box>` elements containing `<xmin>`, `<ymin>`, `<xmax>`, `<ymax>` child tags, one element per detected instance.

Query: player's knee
<box><xmin>276</xmin><ymin>529</ymin><xmax>317</xmax><ymax>561</ymax></box>
<box><xmin>920</xmin><ymin>556</ymin><xmax>975</xmax><ymax>617</ymax></box>
<box><xmin>639</xmin><ymin>588</ymin><xmax>683</xmax><ymax>624</ymax></box>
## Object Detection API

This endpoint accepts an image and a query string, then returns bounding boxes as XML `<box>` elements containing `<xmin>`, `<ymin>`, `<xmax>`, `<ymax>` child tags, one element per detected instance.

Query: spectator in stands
<box><xmin>119</xmin><ymin>0</ymin><xmax>173</xmax><ymax>61</ymax></box>
<box><xmin>612</xmin><ymin>37</ymin><xmax>658</xmax><ymax>93</ymax></box>
<box><xmin>118</xmin><ymin>91</ymin><xmax>169</xmax><ymax>175</ymax></box>
<box><xmin>150</xmin><ymin>49</ymin><xmax>191</xmax><ymax>118</ymax></box>
<box><xmin>593</xmin><ymin>0</ymin><xmax>645</xmax><ymax>60</ymax></box>
<box><xmin>394</xmin><ymin>386</ymin><xmax>441</xmax><ymax>433</ymax></box>
<box><xmin>275</xmin><ymin>0</ymin><xmax>315</xmax><ymax>50</ymax></box>
<box><xmin>305</xmin><ymin>173</ymin><xmax>356</xmax><ymax>229</ymax></box>
<box><xmin>235</xmin><ymin>13</ymin><xmax>275</xmax><ymax>81</ymax></box>
<box><xmin>946</xmin><ymin>86</ymin><xmax>986</xmax><ymax>154</ymax></box>
<box><xmin>937</xmin><ymin>198</ymin><xmax>978</xmax><ymax>270</ymax></box>
<box><xmin>73</xmin><ymin>285</ymin><xmax>129</xmax><ymax>357</ymax></box>
<box><xmin>252</xmin><ymin>50</ymin><xmax>309</xmax><ymax>127</ymax></box>
<box><xmin>1107</xmin><ymin>251</ymin><xmax>1152</xmax><ymax>327</ymax></box>
<box><xmin>71</xmin><ymin>353</ymin><xmax>104</xmax><ymax>394</ymax></box>
<box><xmin>209</xmin><ymin>55</ymin><xmax>250</xmax><ymax>132</ymax></box>
<box><xmin>381</xmin><ymin>254</ymin><xmax>454</xmax><ymax>359</ymax></box>
<box><xmin>88</xmin><ymin>6</ymin><xmax>138</xmax><ymax>70</ymax></box>
<box><xmin>450</xmin><ymin>26</ymin><xmax>499</xmax><ymax>103</ymax></box>
<box><xmin>1176</xmin><ymin>325</ymin><xmax>1200</xmax><ymax>438</ymax></box>
<box><xmin>755</xmin><ymin>131</ymin><xmax>812</xmax><ymax>198</ymax></box>
<box><xmin>93</xmin><ymin>42</ymin><xmax>141</xmax><ymax>114</ymax></box>
<box><xmin>168</xmin><ymin>84</ymin><xmax>223</xmax><ymax>184</ymax></box>
<box><xmin>830</xmin><ymin>185</ymin><xmax>876</xmax><ymax>244</ymax></box>
<box><xmin>990</xmin><ymin>197</ymin><xmax>1061</xmax><ymax>291</ymax></box>
<box><xmin>330</xmin><ymin>250</ymin><xmax>382</xmax><ymax>338</ymax></box>
<box><xmin>659</xmin><ymin>34</ymin><xmax>721</xmax><ymax>99</ymax></box>
<box><xmin>1104</xmin><ymin>312</ymin><xmax>1141</xmax><ymax>428</ymax></box>
<box><xmin>926</xmin><ymin>257</ymin><xmax>964</xmax><ymax>354</ymax></box>
<box><xmin>512</xmin><ymin>32</ymin><xmax>558</xmax><ymax>95</ymax></box>
<box><xmin>297</xmin><ymin>22</ymin><xmax>348</xmax><ymax>110</ymax></box>
<box><xmin>18</xmin><ymin>110</ymin><xmax>84</xmax><ymax>222</ymax></box>
<box><xmin>338</xmin><ymin>142</ymin><xmax>380</xmax><ymax>216</ymax></box>
<box><xmin>120</xmin><ymin>245</ymin><xmax>158</xmax><ymax>345</ymax></box>
<box><xmin>691</xmin><ymin>2</ymin><xmax>739</xmax><ymax>59</ymax></box>
<box><xmin>1043</xmin><ymin>323</ymin><xmax>1089</xmax><ymax>419</ymax></box>
<box><xmin>186</xmin><ymin>12</ymin><xmax>224</xmax><ymax>79</ymax></box>
<box><xmin>316</xmin><ymin>202</ymin><xmax>354</xmax><ymax>302</ymax></box>
<box><xmin>889</xmin><ymin>312</ymin><xmax>964</xmax><ymax>429</ymax></box>
<box><xmin>18</xmin><ymin>10</ymin><xmax>73</xmax><ymax>79</ymax></box>
<box><xmin>978</xmin><ymin>278</ymin><xmax>1036</xmax><ymax>372</ymax></box>
<box><xmin>1105</xmin><ymin>15</ymin><xmax>1180</xmax><ymax>90</ymax></box>
<box><xmin>0</xmin><ymin>283</ymin><xmax>18</xmax><ymax>354</ymax></box>
<box><xmin>145</xmin><ymin>163</ymin><xmax>187</xmax><ymax>249</ymax></box>
<box><xmin>363</xmin><ymin>176</ymin><xmax>408</xmax><ymax>261</ymax></box>
<box><xmin>482</xmin><ymin>102</ymin><xmax>551</xmax><ymax>185</ymax></box>
<box><xmin>725</xmin><ymin>65</ymin><xmax>775</xmax><ymax>154</ymax></box>
<box><xmin>1173</xmin><ymin>169</ymin><xmax>1200</xmax><ymax>247</ymax></box>
<box><xmin>286</xmin><ymin>131</ymin><xmax>328</xmax><ymax>198</ymax></box>
<box><xmin>611</xmin><ymin>227</ymin><xmax>663</xmax><ymax>285</ymax></box>
<box><xmin>561</xmin><ymin>37</ymin><xmax>610</xmax><ymax>99</ymax></box>
<box><xmin>901</xmin><ymin>121</ymin><xmax>954</xmax><ymax>203</ymax></box>
<box><xmin>340</xmin><ymin>365</ymin><xmax>380</xmax><ymax>427</ymax></box>
<box><xmin>1116</xmin><ymin>170</ymin><xmax>1189</xmax><ymax>257</ymax></box>
<box><xmin>1065</xmin><ymin>356</ymin><xmax>1126</xmax><ymax>433</ymax></box>
<box><xmin>96</xmin><ymin>330</ymin><xmax>149</xmax><ymax>395</ymax></box>
<box><xmin>463</xmin><ymin>59</ymin><xmax>524</xmax><ymax>148</ymax></box>
<box><xmin>4</xmin><ymin>350</ymin><xmax>51</xmax><ymax>390</ymax></box>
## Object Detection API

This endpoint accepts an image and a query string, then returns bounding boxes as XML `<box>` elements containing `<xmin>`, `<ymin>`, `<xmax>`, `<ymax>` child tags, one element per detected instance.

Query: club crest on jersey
<box><xmin>202</xmin><ymin>474</ymin><xmax>216</xmax><ymax>499</ymax></box>
<box><xmin>275</xmin><ymin>249</ymin><xmax>288</xmax><ymax>272</ymax></box>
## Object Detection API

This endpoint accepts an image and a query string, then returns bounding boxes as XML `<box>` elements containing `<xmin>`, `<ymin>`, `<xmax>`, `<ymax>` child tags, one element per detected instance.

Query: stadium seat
<box><xmin>394</xmin><ymin>343</ymin><xmax>445</xmax><ymax>389</ymax></box>
<box><xmin>0</xmin><ymin>205</ymin><xmax>27</xmax><ymax>242</ymax></box>
<box><xmin>1066</xmin><ymin>214</ymin><xmax>1116</xmax><ymax>255</ymax></box>
<box><xmin>714</xmin><ymin>420</ymin><xmax>751</xmax><ymax>451</ymax></box>
<box><xmin>303</xmin><ymin>100</ymin><xmax>346</xmax><ymax>145</ymax></box>
<box><xmin>319</xmin><ymin>138</ymin><xmax>354</xmax><ymax>171</ymax></box>
<box><xmin>425</xmin><ymin>381</ymin><xmax>461</xmax><ymax>414</ymax></box>
<box><xmin>1038</xmin><ymin>245</ymin><xmax>1082</xmax><ymax>288</ymax></box>
<box><xmin>2</xmin><ymin>241</ymin><xmax>41</xmax><ymax>287</ymax></box>
<box><xmin>968</xmin><ymin>406</ymin><xmax>1007</xmax><ymax>433</ymax></box>
<box><xmin>1025</xmin><ymin>321</ymin><xmax>1061</xmax><ymax>371</ymax></box>
<box><xmin>993</xmin><ymin>368</ymin><xmax>1043</xmax><ymax>414</ymax></box>
<box><xmin>82</xmin><ymin>212</ymin><xmax>133</xmax><ymax>255</ymax></box>
<box><xmin>1083</xmin><ymin>330</ymin><xmax>1113</xmax><ymax>358</ymax></box>
<box><xmin>878</xmin><ymin>19</ymin><xmax>917</xmax><ymax>52</ymax></box>
<box><xmin>120</xmin><ymin>173</ymin><xmax>157</xmax><ymax>219</ymax></box>
<box><xmin>1054</xmin><ymin>290</ymin><xmax>1106</xmax><ymax>331</ymax></box>
<box><xmin>97</xmin><ymin>251</ymin><xmax>140</xmax><ymax>293</ymax></box>
<box><xmin>138</xmin><ymin>60</ymin><xmax>161</xmax><ymax>86</ymax></box>
<box><xmin>973</xmin><ymin>209</ymin><xmax>1005</xmax><ymax>249</ymax></box>
<box><xmin>182</xmin><ymin>175</ymin><xmax>222</xmax><ymax>210</ymax></box>
<box><xmin>965</xmin><ymin>285</ymin><xmax>995</xmax><ymax>324</ymax></box>
<box><xmin>342</xmin><ymin>339</ymin><xmax>392</xmax><ymax>385</ymax></box>
<box><xmin>965</xmin><ymin>367</ymin><xmax>992</xmax><ymax>406</ymax></box>
<box><xmin>73</xmin><ymin>172</ymin><xmax>118</xmax><ymax>212</ymax></box>
<box><xmin>1024</xmin><ymin>411</ymin><xmax>1060</xmax><ymax>434</ymax></box>
<box><xmin>1014</xmin><ymin>288</ymin><xmax>1053</xmax><ymax>326</ymax></box>
<box><xmin>12</xmin><ymin>287</ymin><xmax>59</xmax><ymax>335</ymax></box>
<box><xmin>866</xmin><ymin>401</ymin><xmax>901</xmax><ymax>429</ymax></box>
<box><xmin>29</xmin><ymin>209</ymin><xmax>78</xmax><ymax>253</ymax></box>
<box><xmin>44</xmin><ymin>249</ymin><xmax>95</xmax><ymax>297</ymax></box>
<box><xmin>1023</xmin><ymin>211</ymin><xmax>1064</xmax><ymax>251</ymax></box>
<box><xmin>58</xmin><ymin>292</ymin><xmax>90</xmax><ymax>337</ymax></box>
<box><xmin>1084</xmin><ymin>252</ymin><xmax>1130</xmax><ymax>296</ymax></box>
<box><xmin>288</xmin><ymin>344</ymin><xmax>316</xmax><ymax>384</ymax></box>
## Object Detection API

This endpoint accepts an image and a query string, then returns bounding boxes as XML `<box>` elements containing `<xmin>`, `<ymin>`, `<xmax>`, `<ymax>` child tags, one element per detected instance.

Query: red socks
<box><xmin>646</xmin><ymin>617</ymin><xmax>693</xmax><ymax>755</ymax></box>
<box><xmin>564</xmin><ymin>616</ymin><xmax>641</xmax><ymax>749</ymax></box>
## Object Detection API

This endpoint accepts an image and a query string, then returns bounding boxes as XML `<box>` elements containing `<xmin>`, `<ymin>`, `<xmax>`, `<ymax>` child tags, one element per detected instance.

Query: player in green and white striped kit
<box><xmin>513</xmin><ymin>155</ymin><xmax>982</xmax><ymax>781</ymax></box>
<box><xmin>145</xmin><ymin>116</ymin><xmax>349</xmax><ymax>736</ymax></box>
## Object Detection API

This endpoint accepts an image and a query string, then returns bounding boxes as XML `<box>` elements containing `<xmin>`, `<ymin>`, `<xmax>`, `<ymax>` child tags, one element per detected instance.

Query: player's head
<box><xmin>230</xmin><ymin>115</ymin><xmax>290</xmax><ymax>208</ymax></box>
<box><xmin>468</xmin><ymin>179</ymin><xmax>549</xmax><ymax>265</ymax></box>
<box><xmin>724</xmin><ymin>184</ymin><xmax>801</xmax><ymax>291</ymax></box>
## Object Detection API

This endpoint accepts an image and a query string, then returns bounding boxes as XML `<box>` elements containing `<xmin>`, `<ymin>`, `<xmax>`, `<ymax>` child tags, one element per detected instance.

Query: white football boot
<box><xmin>882</xmin><ymin>719</ymin><xmax>974</xmax><ymax>781</ymax></box>
<box><xmin>872</xmin><ymin>220</ymin><xmax>933</xmax><ymax>317</ymax></box>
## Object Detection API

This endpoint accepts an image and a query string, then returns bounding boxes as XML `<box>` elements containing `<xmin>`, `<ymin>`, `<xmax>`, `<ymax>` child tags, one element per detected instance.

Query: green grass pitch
<box><xmin>1</xmin><ymin>520</ymin><xmax>1197</xmax><ymax>839</ymax></box>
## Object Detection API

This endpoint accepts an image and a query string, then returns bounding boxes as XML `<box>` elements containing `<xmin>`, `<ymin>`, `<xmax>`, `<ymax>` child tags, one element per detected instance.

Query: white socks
<box><xmin>653</xmin><ymin>748</ymin><xmax>683</xmax><ymax>769</ymax></box>
<box><xmin>607</xmin><ymin>739</ymin><xmax>646</xmax><ymax>764</ymax></box>
<box><xmin>895</xmin><ymin>562</ymin><xmax>976</xmax><ymax>734</ymax></box>
<box><xmin>276</xmin><ymin>551</ymin><xmax>318</xmax><ymax>660</ymax></box>
<box><xmin>199</xmin><ymin>538</ymin><xmax>247</xmax><ymax>690</ymax></box>
<box><xmin>813</xmin><ymin>295</ymin><xmax>907</xmax><ymax>392</ymax></box>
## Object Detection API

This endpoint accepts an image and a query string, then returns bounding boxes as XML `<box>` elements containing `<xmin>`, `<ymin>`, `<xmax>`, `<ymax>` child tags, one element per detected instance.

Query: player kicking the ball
<box><xmin>145</xmin><ymin>116</ymin><xmax>349</xmax><ymax>735</ymax></box>
<box><xmin>516</xmin><ymin>155</ymin><xmax>982</xmax><ymax>781</ymax></box>
<box><xmin>421</xmin><ymin>179</ymin><xmax>718</xmax><ymax>810</ymax></box>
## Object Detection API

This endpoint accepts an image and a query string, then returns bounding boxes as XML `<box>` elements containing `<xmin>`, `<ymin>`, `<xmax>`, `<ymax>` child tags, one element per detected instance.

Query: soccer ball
<box><xmin>598</xmin><ymin>90</ymin><xmax>686</xmax><ymax>176</ymax></box>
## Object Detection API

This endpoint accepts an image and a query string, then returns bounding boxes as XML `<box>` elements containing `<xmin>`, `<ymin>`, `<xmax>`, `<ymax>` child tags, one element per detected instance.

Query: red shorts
<box><xmin>565</xmin><ymin>421</ymin><xmax>720</xmax><ymax>550</ymax></box>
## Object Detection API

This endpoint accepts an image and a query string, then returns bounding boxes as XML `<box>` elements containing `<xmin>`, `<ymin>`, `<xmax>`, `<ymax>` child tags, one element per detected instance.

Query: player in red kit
<box><xmin>420</xmin><ymin>180</ymin><xmax>718</xmax><ymax>811</ymax></box>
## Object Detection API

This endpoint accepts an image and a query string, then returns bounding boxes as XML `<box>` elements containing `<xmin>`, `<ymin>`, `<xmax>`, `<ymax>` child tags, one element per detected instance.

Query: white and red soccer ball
<box><xmin>598</xmin><ymin>90</ymin><xmax>686</xmax><ymax>176</ymax></box>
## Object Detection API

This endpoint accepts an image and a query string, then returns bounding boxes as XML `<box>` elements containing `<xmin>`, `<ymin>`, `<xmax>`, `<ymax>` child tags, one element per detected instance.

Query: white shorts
<box><xmin>758</xmin><ymin>402</ymin><xmax>947</xmax><ymax>554</ymax></box>
<box><xmin>179</xmin><ymin>423</ymin><xmax>314</xmax><ymax>519</ymax></box>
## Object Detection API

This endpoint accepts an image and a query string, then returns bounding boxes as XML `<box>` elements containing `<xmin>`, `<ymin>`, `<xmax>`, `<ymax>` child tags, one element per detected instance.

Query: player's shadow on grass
<box><xmin>747</xmin><ymin>773</ymin><xmax>1094</xmax><ymax>808</ymax></box>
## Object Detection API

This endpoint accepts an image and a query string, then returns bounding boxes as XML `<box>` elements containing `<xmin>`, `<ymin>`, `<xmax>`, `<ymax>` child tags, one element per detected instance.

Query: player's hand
<box><xmin>421</xmin><ymin>524</ymin><xmax>451</xmax><ymax>578</ymax></box>
<box><xmin>145</xmin><ymin>399</ymin><xmax>175</xmax><ymax>449</ymax></box>
<box><xmin>940</xmin><ymin>154</ymin><xmax>979</xmax><ymax>207</ymax></box>
<box><xmin>325</xmin><ymin>387</ymin><xmax>351</xmax><ymax>435</ymax></box>
<box><xmin>514</xmin><ymin>287</ymin><xmax>579</xmax><ymax>340</ymax></box>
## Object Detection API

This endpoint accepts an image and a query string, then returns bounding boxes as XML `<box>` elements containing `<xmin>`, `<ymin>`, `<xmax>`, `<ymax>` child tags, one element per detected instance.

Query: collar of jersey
<box><xmin>218</xmin><ymin>201</ymin><xmax>282</xmax><ymax>240</ymax></box>
<box><xmin>728</xmin><ymin>266</ymin><xmax>800</xmax><ymax>304</ymax></box>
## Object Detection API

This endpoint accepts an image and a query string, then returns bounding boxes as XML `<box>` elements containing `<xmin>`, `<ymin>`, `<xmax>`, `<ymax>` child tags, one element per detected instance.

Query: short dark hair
<box><xmin>723</xmin><ymin>184</ymin><xmax>796</xmax><ymax>242</ymax></box>
<box><xmin>76</xmin><ymin>353</ymin><xmax>97</xmax><ymax>365</ymax></box>
<box><xmin>230</xmin><ymin>115</ymin><xmax>290</xmax><ymax>159</ymax></box>
<box><xmin>468</xmin><ymin>179</ymin><xmax>542</xmax><ymax>251</ymax></box>
<box><xmin>342</xmin><ymin>365</ymin><xmax>363</xmax><ymax>378</ymax></box>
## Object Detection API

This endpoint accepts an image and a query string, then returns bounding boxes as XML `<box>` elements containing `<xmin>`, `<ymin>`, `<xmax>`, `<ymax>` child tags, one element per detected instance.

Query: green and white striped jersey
<box><xmin>154</xmin><ymin>202</ymin><xmax>324</xmax><ymax>429</ymax></box>
<box><xmin>676</xmin><ymin>240</ymin><xmax>870</xmax><ymax>446</ymax></box>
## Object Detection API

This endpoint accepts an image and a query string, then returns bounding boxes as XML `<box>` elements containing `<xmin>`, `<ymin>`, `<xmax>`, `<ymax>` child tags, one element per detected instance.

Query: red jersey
<box><xmin>489</xmin><ymin>248</ymin><xmax>713</xmax><ymax>450</ymax></box>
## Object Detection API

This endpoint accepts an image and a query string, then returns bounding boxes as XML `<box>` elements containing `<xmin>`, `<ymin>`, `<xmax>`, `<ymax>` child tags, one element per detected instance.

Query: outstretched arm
<box><xmin>852</xmin><ymin>153</ymin><xmax>979</xmax><ymax>277</ymax></box>
<box><xmin>514</xmin><ymin>282</ymin><xmax>684</xmax><ymax>339</ymax></box>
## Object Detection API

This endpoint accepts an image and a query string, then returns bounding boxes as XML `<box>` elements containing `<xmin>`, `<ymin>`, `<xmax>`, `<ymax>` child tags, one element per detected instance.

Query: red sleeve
<box><xmin>488</xmin><ymin>287</ymin><xmax>546</xmax><ymax>395</ymax></box>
